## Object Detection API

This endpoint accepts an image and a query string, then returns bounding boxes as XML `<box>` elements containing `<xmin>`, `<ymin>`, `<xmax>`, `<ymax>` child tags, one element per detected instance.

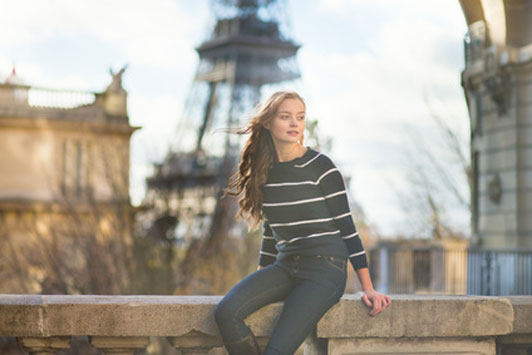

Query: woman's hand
<box><xmin>361</xmin><ymin>289</ymin><xmax>391</xmax><ymax>317</ymax></box>
<box><xmin>257</xmin><ymin>265</ymin><xmax>264</xmax><ymax>271</ymax></box>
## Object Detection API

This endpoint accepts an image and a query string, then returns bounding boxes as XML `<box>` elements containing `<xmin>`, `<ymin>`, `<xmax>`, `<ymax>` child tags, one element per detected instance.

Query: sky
<box><xmin>0</xmin><ymin>0</ymin><xmax>471</xmax><ymax>238</ymax></box>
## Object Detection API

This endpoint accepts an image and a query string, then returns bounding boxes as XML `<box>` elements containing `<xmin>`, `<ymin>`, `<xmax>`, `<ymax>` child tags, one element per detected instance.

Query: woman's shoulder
<box><xmin>304</xmin><ymin>147</ymin><xmax>336</xmax><ymax>169</ymax></box>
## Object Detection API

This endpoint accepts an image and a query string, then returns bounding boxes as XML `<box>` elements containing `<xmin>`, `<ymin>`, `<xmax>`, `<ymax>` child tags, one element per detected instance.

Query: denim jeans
<box><xmin>214</xmin><ymin>253</ymin><xmax>347</xmax><ymax>355</ymax></box>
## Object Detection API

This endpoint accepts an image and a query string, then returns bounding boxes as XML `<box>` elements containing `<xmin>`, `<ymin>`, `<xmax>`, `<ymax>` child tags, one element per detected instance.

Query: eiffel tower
<box><xmin>142</xmin><ymin>0</ymin><xmax>301</xmax><ymax>287</ymax></box>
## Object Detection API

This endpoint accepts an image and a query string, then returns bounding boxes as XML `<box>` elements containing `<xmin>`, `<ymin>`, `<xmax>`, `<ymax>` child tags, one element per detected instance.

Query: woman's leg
<box><xmin>214</xmin><ymin>262</ymin><xmax>293</xmax><ymax>345</ymax></box>
<box><xmin>263</xmin><ymin>255</ymin><xmax>347</xmax><ymax>355</ymax></box>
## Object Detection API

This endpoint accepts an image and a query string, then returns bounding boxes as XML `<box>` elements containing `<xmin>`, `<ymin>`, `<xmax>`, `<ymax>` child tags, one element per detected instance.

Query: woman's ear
<box><xmin>263</xmin><ymin>122</ymin><xmax>270</xmax><ymax>130</ymax></box>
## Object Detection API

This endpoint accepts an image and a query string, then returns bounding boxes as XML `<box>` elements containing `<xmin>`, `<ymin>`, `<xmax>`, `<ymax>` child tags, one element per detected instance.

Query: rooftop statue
<box><xmin>107</xmin><ymin>65</ymin><xmax>128</xmax><ymax>93</ymax></box>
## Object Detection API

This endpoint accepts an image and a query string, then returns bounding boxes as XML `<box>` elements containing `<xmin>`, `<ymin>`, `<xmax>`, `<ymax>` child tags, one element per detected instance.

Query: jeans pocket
<box><xmin>323</xmin><ymin>256</ymin><xmax>346</xmax><ymax>272</ymax></box>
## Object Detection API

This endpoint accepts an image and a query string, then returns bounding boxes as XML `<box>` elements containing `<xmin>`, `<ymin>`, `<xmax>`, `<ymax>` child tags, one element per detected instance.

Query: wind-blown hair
<box><xmin>222</xmin><ymin>90</ymin><xmax>306</xmax><ymax>230</ymax></box>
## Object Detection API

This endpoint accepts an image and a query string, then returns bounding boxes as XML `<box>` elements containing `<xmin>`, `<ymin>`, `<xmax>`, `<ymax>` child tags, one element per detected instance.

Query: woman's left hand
<box><xmin>361</xmin><ymin>289</ymin><xmax>391</xmax><ymax>317</ymax></box>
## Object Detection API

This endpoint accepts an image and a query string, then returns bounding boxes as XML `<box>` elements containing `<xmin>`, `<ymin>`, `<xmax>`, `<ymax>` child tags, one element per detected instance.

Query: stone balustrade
<box><xmin>0</xmin><ymin>294</ymin><xmax>531</xmax><ymax>354</ymax></box>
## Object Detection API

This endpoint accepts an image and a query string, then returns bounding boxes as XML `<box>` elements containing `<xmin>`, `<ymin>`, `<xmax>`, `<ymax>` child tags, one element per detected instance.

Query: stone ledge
<box><xmin>506</xmin><ymin>296</ymin><xmax>532</xmax><ymax>333</ymax></box>
<box><xmin>0</xmin><ymin>294</ymin><xmax>525</xmax><ymax>340</ymax></box>
<box><xmin>318</xmin><ymin>294</ymin><xmax>514</xmax><ymax>338</ymax></box>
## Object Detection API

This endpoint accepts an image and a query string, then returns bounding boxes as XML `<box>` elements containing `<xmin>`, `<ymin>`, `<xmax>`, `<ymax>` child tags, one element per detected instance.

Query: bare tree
<box><xmin>385</xmin><ymin>93</ymin><xmax>471</xmax><ymax>239</ymax></box>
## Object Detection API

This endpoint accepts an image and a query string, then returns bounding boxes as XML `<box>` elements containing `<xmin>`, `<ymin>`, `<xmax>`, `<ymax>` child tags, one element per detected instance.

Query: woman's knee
<box><xmin>214</xmin><ymin>297</ymin><xmax>236</xmax><ymax>326</ymax></box>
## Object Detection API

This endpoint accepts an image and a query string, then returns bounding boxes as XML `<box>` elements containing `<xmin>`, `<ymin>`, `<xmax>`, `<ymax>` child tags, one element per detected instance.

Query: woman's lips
<box><xmin>287</xmin><ymin>131</ymin><xmax>298</xmax><ymax>136</ymax></box>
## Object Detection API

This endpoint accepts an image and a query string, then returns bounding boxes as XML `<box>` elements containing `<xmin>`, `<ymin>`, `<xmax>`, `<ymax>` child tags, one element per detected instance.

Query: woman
<box><xmin>214</xmin><ymin>90</ymin><xmax>391</xmax><ymax>354</ymax></box>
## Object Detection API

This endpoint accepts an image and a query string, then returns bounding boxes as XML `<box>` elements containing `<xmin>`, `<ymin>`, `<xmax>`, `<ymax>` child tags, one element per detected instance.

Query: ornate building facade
<box><xmin>0</xmin><ymin>68</ymin><xmax>139</xmax><ymax>293</ymax></box>
<box><xmin>459</xmin><ymin>0</ymin><xmax>532</xmax><ymax>248</ymax></box>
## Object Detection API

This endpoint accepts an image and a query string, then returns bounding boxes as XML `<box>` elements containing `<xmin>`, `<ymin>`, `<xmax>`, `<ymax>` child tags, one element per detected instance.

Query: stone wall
<box><xmin>0</xmin><ymin>294</ymin><xmax>530</xmax><ymax>354</ymax></box>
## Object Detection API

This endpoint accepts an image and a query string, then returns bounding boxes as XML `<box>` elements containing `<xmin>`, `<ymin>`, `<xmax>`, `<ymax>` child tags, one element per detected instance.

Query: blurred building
<box><xmin>458</xmin><ymin>0</ymin><xmax>532</xmax><ymax>295</ymax></box>
<box><xmin>460</xmin><ymin>0</ymin><xmax>532</xmax><ymax>248</ymax></box>
<box><xmin>369</xmin><ymin>238</ymin><xmax>469</xmax><ymax>295</ymax></box>
<box><xmin>0</xmin><ymin>67</ymin><xmax>139</xmax><ymax>293</ymax></box>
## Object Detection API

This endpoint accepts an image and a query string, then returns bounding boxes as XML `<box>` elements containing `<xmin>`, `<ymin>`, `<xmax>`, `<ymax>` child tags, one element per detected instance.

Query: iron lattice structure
<box><xmin>142</xmin><ymin>0</ymin><xmax>301</xmax><ymax>263</ymax></box>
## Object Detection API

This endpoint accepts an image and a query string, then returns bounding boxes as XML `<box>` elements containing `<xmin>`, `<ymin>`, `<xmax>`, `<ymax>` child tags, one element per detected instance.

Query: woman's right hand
<box><xmin>257</xmin><ymin>265</ymin><xmax>264</xmax><ymax>271</ymax></box>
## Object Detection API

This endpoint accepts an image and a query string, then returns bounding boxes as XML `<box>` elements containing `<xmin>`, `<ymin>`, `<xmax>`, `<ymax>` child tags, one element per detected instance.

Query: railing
<box><xmin>0</xmin><ymin>84</ymin><xmax>96</xmax><ymax>110</ymax></box>
<box><xmin>0</xmin><ymin>294</ymin><xmax>531</xmax><ymax>354</ymax></box>
<box><xmin>468</xmin><ymin>248</ymin><xmax>532</xmax><ymax>296</ymax></box>
<box><xmin>369</xmin><ymin>243</ymin><xmax>532</xmax><ymax>296</ymax></box>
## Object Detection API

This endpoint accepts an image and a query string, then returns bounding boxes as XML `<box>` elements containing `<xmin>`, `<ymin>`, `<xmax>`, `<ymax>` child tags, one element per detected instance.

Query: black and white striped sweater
<box><xmin>258</xmin><ymin>146</ymin><xmax>368</xmax><ymax>271</ymax></box>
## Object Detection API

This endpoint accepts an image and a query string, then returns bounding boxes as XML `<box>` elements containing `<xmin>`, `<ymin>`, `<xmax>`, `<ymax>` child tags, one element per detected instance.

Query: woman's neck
<box><xmin>274</xmin><ymin>143</ymin><xmax>307</xmax><ymax>163</ymax></box>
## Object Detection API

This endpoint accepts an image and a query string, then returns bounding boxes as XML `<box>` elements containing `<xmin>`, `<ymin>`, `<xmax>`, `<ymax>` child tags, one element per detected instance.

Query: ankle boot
<box><xmin>224</xmin><ymin>331</ymin><xmax>261</xmax><ymax>355</ymax></box>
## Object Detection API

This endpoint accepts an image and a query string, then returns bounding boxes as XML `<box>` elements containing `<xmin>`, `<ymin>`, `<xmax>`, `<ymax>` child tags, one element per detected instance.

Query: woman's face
<box><xmin>265</xmin><ymin>98</ymin><xmax>306</xmax><ymax>145</ymax></box>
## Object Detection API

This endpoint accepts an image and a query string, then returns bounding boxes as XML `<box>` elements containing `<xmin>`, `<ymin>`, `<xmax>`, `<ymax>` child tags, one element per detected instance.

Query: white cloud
<box><xmin>0</xmin><ymin>0</ymin><xmax>202</xmax><ymax>70</ymax></box>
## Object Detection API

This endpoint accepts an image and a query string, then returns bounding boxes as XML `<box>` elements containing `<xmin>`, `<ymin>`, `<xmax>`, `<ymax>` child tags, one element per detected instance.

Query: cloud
<box><xmin>0</xmin><ymin>0</ymin><xmax>203</xmax><ymax>71</ymax></box>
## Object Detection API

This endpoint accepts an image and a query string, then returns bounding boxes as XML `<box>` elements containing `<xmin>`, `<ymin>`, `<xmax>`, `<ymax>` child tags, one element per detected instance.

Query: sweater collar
<box><xmin>272</xmin><ymin>146</ymin><xmax>314</xmax><ymax>168</ymax></box>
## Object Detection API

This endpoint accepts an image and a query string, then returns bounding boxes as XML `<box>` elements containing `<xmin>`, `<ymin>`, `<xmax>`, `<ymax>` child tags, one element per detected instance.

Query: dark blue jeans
<box><xmin>214</xmin><ymin>253</ymin><xmax>347</xmax><ymax>354</ymax></box>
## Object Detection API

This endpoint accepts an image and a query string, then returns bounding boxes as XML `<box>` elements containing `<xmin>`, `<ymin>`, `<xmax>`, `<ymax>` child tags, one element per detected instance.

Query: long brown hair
<box><xmin>222</xmin><ymin>90</ymin><xmax>306</xmax><ymax>230</ymax></box>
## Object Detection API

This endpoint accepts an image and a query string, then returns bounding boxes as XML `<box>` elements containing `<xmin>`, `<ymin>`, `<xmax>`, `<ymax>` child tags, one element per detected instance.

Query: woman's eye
<box><xmin>280</xmin><ymin>115</ymin><xmax>289</xmax><ymax>119</ymax></box>
<box><xmin>298</xmin><ymin>116</ymin><xmax>305</xmax><ymax>120</ymax></box>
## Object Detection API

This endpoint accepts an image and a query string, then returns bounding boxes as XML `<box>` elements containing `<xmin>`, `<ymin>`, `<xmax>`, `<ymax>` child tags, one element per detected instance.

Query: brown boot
<box><xmin>224</xmin><ymin>331</ymin><xmax>261</xmax><ymax>355</ymax></box>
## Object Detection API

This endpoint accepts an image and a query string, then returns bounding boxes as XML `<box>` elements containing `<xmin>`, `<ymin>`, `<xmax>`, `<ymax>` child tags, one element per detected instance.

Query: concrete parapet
<box><xmin>317</xmin><ymin>294</ymin><xmax>513</xmax><ymax>338</ymax></box>
<box><xmin>0</xmin><ymin>294</ymin><xmax>530</xmax><ymax>354</ymax></box>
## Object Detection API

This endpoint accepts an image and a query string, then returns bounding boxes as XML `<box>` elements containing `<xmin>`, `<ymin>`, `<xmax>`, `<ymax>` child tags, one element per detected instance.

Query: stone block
<box><xmin>0</xmin><ymin>295</ymin><xmax>46</xmax><ymax>337</ymax></box>
<box><xmin>516</xmin><ymin>104</ymin><xmax>532</xmax><ymax>125</ymax></box>
<box><xmin>517</xmin><ymin>212</ymin><xmax>532</xmax><ymax>234</ymax></box>
<box><xmin>89</xmin><ymin>336</ymin><xmax>149</xmax><ymax>354</ymax></box>
<box><xmin>479</xmin><ymin>148</ymin><xmax>517</xmax><ymax>173</ymax></box>
<box><xmin>316</xmin><ymin>294</ymin><xmax>513</xmax><ymax>339</ymax></box>
<box><xmin>17</xmin><ymin>336</ymin><xmax>71</xmax><ymax>354</ymax></box>
<box><xmin>517</xmin><ymin>190</ymin><xmax>532</xmax><ymax>211</ymax></box>
<box><xmin>328</xmin><ymin>336</ymin><xmax>496</xmax><ymax>355</ymax></box>
<box><xmin>478</xmin><ymin>213</ymin><xmax>516</xmax><ymax>234</ymax></box>
<box><xmin>506</xmin><ymin>296</ymin><xmax>532</xmax><ymax>334</ymax></box>
<box><xmin>479</xmin><ymin>190</ymin><xmax>516</xmax><ymax>215</ymax></box>
<box><xmin>516</xmin><ymin>169</ymin><xmax>532</xmax><ymax>189</ymax></box>
<box><xmin>485</xmin><ymin>129</ymin><xmax>517</xmax><ymax>151</ymax></box>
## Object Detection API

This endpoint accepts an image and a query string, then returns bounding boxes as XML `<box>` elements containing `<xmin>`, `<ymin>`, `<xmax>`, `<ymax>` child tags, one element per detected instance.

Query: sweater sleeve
<box><xmin>316</xmin><ymin>156</ymin><xmax>368</xmax><ymax>270</ymax></box>
<box><xmin>258</xmin><ymin>219</ymin><xmax>278</xmax><ymax>267</ymax></box>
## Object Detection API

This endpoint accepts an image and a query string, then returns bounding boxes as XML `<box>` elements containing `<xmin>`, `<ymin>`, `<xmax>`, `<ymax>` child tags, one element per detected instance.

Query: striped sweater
<box><xmin>258</xmin><ymin>146</ymin><xmax>368</xmax><ymax>271</ymax></box>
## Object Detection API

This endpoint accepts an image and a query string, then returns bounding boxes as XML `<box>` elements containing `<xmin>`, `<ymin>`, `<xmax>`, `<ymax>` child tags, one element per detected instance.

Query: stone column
<box><xmin>328</xmin><ymin>337</ymin><xmax>496</xmax><ymax>355</ymax></box>
<box><xmin>167</xmin><ymin>332</ymin><xmax>222</xmax><ymax>355</ymax></box>
<box><xmin>303</xmin><ymin>328</ymin><xmax>327</xmax><ymax>355</ymax></box>
<box><xmin>89</xmin><ymin>336</ymin><xmax>149</xmax><ymax>355</ymax></box>
<box><xmin>459</xmin><ymin>0</ymin><xmax>532</xmax><ymax>249</ymax></box>
<box><xmin>16</xmin><ymin>336</ymin><xmax>71</xmax><ymax>354</ymax></box>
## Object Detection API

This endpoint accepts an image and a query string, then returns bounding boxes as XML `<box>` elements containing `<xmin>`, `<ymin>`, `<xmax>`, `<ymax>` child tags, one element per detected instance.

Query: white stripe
<box><xmin>263</xmin><ymin>235</ymin><xmax>275</xmax><ymax>239</ymax></box>
<box><xmin>260</xmin><ymin>251</ymin><xmax>277</xmax><ymax>257</ymax></box>
<box><xmin>263</xmin><ymin>196</ymin><xmax>325</xmax><ymax>207</ymax></box>
<box><xmin>264</xmin><ymin>180</ymin><xmax>316</xmax><ymax>187</ymax></box>
<box><xmin>262</xmin><ymin>190</ymin><xmax>346</xmax><ymax>208</ymax></box>
<box><xmin>263</xmin><ymin>167</ymin><xmax>338</xmax><ymax>188</ymax></box>
<box><xmin>271</xmin><ymin>216</ymin><xmax>334</xmax><ymax>227</ymax></box>
<box><xmin>349</xmin><ymin>251</ymin><xmax>366</xmax><ymax>257</ymax></box>
<box><xmin>342</xmin><ymin>231</ymin><xmax>359</xmax><ymax>239</ymax></box>
<box><xmin>269</xmin><ymin>212</ymin><xmax>350</xmax><ymax>228</ymax></box>
<box><xmin>333</xmin><ymin>212</ymin><xmax>352</xmax><ymax>220</ymax></box>
<box><xmin>294</xmin><ymin>152</ymin><xmax>321</xmax><ymax>168</ymax></box>
<box><xmin>278</xmin><ymin>230</ymin><xmax>339</xmax><ymax>245</ymax></box>
<box><xmin>325</xmin><ymin>190</ymin><xmax>347</xmax><ymax>199</ymax></box>
<box><xmin>317</xmin><ymin>168</ymin><xmax>338</xmax><ymax>184</ymax></box>
<box><xmin>277</xmin><ymin>230</ymin><xmax>340</xmax><ymax>245</ymax></box>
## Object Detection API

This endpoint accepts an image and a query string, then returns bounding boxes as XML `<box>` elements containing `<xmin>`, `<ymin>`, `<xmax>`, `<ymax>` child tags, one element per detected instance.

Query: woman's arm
<box><xmin>257</xmin><ymin>220</ymin><xmax>277</xmax><ymax>269</ymax></box>
<box><xmin>355</xmin><ymin>267</ymin><xmax>374</xmax><ymax>291</ymax></box>
<box><xmin>315</xmin><ymin>155</ymin><xmax>368</xmax><ymax>271</ymax></box>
